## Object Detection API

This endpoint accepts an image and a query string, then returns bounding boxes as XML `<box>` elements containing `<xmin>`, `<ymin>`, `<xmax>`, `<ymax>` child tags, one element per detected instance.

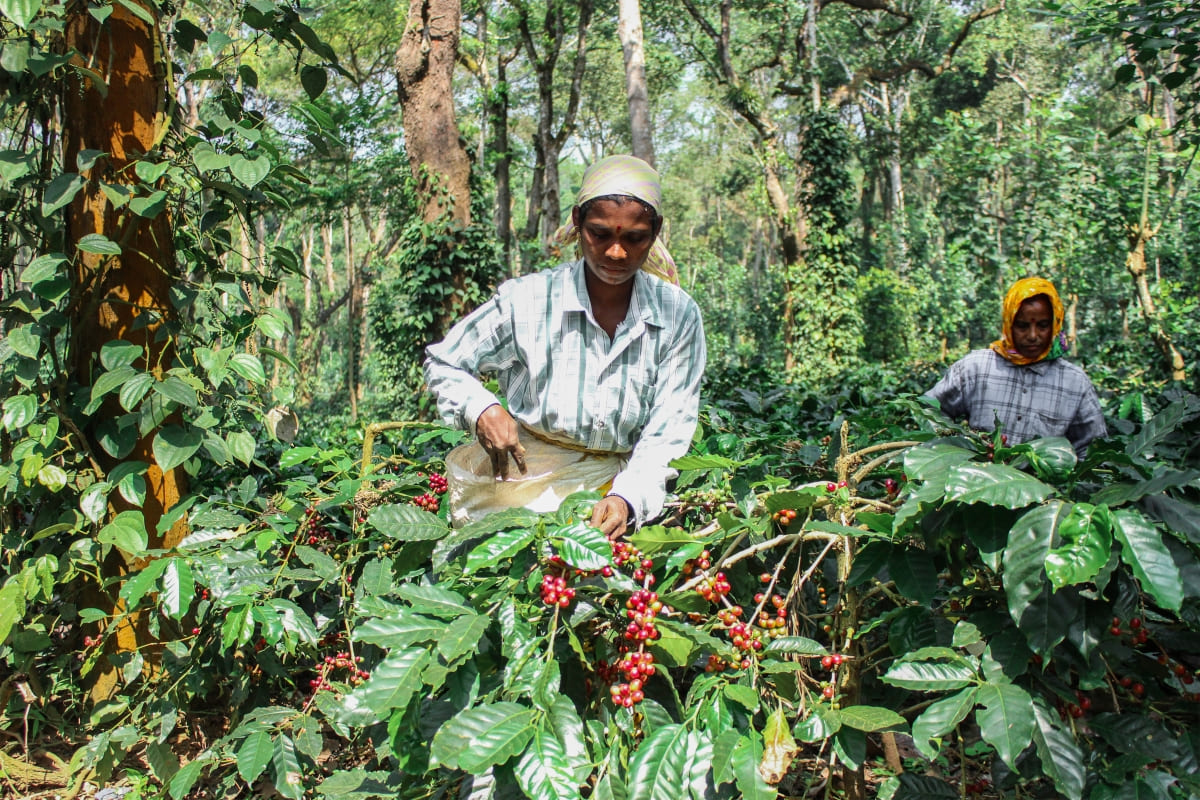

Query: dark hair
<box><xmin>577</xmin><ymin>194</ymin><xmax>660</xmax><ymax>230</ymax></box>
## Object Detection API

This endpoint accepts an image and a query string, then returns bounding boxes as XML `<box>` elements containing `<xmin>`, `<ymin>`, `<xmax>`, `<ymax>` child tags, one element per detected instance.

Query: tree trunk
<box><xmin>63</xmin><ymin>0</ymin><xmax>187</xmax><ymax>701</ymax></box>
<box><xmin>517</xmin><ymin>0</ymin><xmax>594</xmax><ymax>252</ymax></box>
<box><xmin>488</xmin><ymin>49</ymin><xmax>514</xmax><ymax>274</ymax></box>
<box><xmin>396</xmin><ymin>0</ymin><xmax>472</xmax><ymax>226</ymax></box>
<box><xmin>344</xmin><ymin>210</ymin><xmax>359</xmax><ymax>421</ymax></box>
<box><xmin>618</xmin><ymin>0</ymin><xmax>655</xmax><ymax>167</ymax></box>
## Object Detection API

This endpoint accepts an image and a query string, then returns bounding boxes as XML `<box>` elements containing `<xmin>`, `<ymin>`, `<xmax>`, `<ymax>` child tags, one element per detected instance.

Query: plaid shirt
<box><xmin>424</xmin><ymin>260</ymin><xmax>706</xmax><ymax>525</ymax></box>
<box><xmin>926</xmin><ymin>349</ymin><xmax>1106</xmax><ymax>458</ymax></box>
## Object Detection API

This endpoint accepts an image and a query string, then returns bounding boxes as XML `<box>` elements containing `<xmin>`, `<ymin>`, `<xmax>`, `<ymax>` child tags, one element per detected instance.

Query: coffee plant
<box><xmin>5</xmin><ymin>386</ymin><xmax>1196</xmax><ymax>799</ymax></box>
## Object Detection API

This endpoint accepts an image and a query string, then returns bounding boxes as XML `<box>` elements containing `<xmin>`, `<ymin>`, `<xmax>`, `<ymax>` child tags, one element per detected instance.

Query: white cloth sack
<box><xmin>445</xmin><ymin>430</ymin><xmax>626</xmax><ymax>527</ymax></box>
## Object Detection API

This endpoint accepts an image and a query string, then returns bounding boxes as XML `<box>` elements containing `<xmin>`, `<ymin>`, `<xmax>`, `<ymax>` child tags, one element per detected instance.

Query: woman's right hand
<box><xmin>475</xmin><ymin>404</ymin><xmax>528</xmax><ymax>480</ymax></box>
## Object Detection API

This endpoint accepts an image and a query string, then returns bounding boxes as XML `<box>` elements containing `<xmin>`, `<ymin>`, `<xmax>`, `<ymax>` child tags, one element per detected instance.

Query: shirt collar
<box><xmin>565</xmin><ymin>260</ymin><xmax>668</xmax><ymax>329</ymax></box>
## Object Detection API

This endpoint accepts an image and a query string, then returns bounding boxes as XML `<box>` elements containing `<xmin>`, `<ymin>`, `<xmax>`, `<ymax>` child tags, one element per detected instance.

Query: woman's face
<box><xmin>1012</xmin><ymin>295</ymin><xmax>1054</xmax><ymax>359</ymax></box>
<box><xmin>573</xmin><ymin>198</ymin><xmax>658</xmax><ymax>287</ymax></box>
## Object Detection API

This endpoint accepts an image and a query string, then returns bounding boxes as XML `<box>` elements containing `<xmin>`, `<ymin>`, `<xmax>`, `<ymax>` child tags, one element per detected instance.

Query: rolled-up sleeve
<box><xmin>423</xmin><ymin>291</ymin><xmax>515</xmax><ymax>434</ymax></box>
<box><xmin>609</xmin><ymin>302</ymin><xmax>707</xmax><ymax>525</ymax></box>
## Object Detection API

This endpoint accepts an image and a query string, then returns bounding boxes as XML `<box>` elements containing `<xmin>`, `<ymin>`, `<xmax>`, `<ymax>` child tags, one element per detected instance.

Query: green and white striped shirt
<box><xmin>424</xmin><ymin>260</ymin><xmax>707</xmax><ymax>524</ymax></box>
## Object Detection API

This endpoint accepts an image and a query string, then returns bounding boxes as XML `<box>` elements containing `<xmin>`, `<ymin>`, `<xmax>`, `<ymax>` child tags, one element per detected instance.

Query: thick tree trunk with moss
<box><xmin>396</xmin><ymin>0</ymin><xmax>472</xmax><ymax>227</ymax></box>
<box><xmin>63</xmin><ymin>0</ymin><xmax>187</xmax><ymax>701</ymax></box>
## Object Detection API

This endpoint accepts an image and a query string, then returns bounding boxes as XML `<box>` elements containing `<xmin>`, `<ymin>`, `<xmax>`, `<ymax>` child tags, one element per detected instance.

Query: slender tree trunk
<box><xmin>396</xmin><ymin>0</ymin><xmax>471</xmax><ymax>226</ymax></box>
<box><xmin>63</xmin><ymin>0</ymin><xmax>186</xmax><ymax>701</ymax></box>
<box><xmin>488</xmin><ymin>50</ymin><xmax>514</xmax><ymax>274</ymax></box>
<box><xmin>344</xmin><ymin>211</ymin><xmax>359</xmax><ymax>421</ymax></box>
<box><xmin>322</xmin><ymin>221</ymin><xmax>335</xmax><ymax>295</ymax></box>
<box><xmin>618</xmin><ymin>0</ymin><xmax>655</xmax><ymax>167</ymax></box>
<box><xmin>1126</xmin><ymin>134</ymin><xmax>1186</xmax><ymax>382</ymax></box>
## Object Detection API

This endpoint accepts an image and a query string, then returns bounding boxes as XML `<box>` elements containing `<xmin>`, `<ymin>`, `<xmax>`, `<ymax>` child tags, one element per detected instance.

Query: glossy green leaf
<box><xmin>1092</xmin><ymin>469</ymin><xmax>1200</xmax><ymax>508</ymax></box>
<box><xmin>396</xmin><ymin>584</ymin><xmax>470</xmax><ymax>618</ymax></box>
<box><xmin>19</xmin><ymin>253</ymin><xmax>65</xmax><ymax>285</ymax></box>
<box><xmin>671</xmin><ymin>454</ymin><xmax>735</xmax><ymax>470</ymax></box>
<box><xmin>837</xmin><ymin>705</ymin><xmax>907</xmax><ymax>732</ymax></box>
<box><xmin>228</xmin><ymin>430</ymin><xmax>257</xmax><ymax>465</ymax></box>
<box><xmin>1031</xmin><ymin>699</ymin><xmax>1084</xmax><ymax>800</ymax></box>
<box><xmin>129</xmin><ymin>190</ymin><xmax>167</xmax><ymax>218</ymax></box>
<box><xmin>167</xmin><ymin>758</ymin><xmax>205</xmax><ymax>800</ymax></box>
<box><xmin>37</xmin><ymin>463</ymin><xmax>67</xmax><ymax>492</ymax></box>
<box><xmin>162</xmin><ymin>560</ymin><xmax>194</xmax><ymax>620</ymax></box>
<box><xmin>764</xmin><ymin>636</ymin><xmax>827</xmax><ymax>656</ymax></box>
<box><xmin>230</xmin><ymin>352</ymin><xmax>267</xmax><ymax>384</ymax></box>
<box><xmin>153</xmin><ymin>373</ymin><xmax>199</xmax><ymax>407</ymax></box>
<box><xmin>42</xmin><ymin>172</ymin><xmax>84</xmax><ymax>215</ymax></box>
<box><xmin>944</xmin><ymin>462</ymin><xmax>1054</xmax><ymax>508</ymax></box>
<box><xmin>118</xmin><ymin>372</ymin><xmax>154</xmax><ymax>412</ymax></box>
<box><xmin>119</xmin><ymin>558</ymin><xmax>168</xmax><ymax>606</ymax></box>
<box><xmin>438</xmin><ymin>613</ymin><xmax>489</xmax><ymax>662</ymax></box>
<box><xmin>975</xmin><ymin>683</ymin><xmax>1034</xmax><ymax>769</ymax></box>
<box><xmin>1140</xmin><ymin>494</ymin><xmax>1200</xmax><ymax>545</ymax></box>
<box><xmin>191</xmin><ymin>142</ymin><xmax>229</xmax><ymax>173</ymax></box>
<box><xmin>0</xmin><ymin>581</ymin><xmax>27</xmax><ymax>644</ymax></box>
<box><xmin>911</xmin><ymin>687</ymin><xmax>978</xmax><ymax>760</ymax></box>
<box><xmin>271</xmin><ymin>734</ymin><xmax>304</xmax><ymax>800</ymax></box>
<box><xmin>230</xmin><ymin>153</ymin><xmax>271</xmax><ymax>187</ymax></box>
<box><xmin>555</xmin><ymin>520</ymin><xmax>613</xmax><ymax>570</ymax></box>
<box><xmin>515</xmin><ymin>727</ymin><xmax>580</xmax><ymax>800</ymax></box>
<box><xmin>431</xmin><ymin>702</ymin><xmax>536</xmax><ymax>773</ymax></box>
<box><xmin>300</xmin><ymin>64</ymin><xmax>327</xmax><ymax>99</ymax></box>
<box><xmin>1088</xmin><ymin>712</ymin><xmax>1181</xmax><ymax>760</ymax></box>
<box><xmin>221</xmin><ymin>603</ymin><xmax>255</xmax><ymax>651</ymax></box>
<box><xmin>342</xmin><ymin>648</ymin><xmax>430</xmax><ymax>723</ymax></box>
<box><xmin>631</xmin><ymin>525</ymin><xmax>696</xmax><ymax>555</ymax></box>
<box><xmin>236</xmin><ymin>731</ymin><xmax>273</xmax><ymax>783</ymax></box>
<box><xmin>1003</xmin><ymin>501</ymin><xmax>1069</xmax><ymax>625</ymax></box>
<box><xmin>153</xmin><ymin>425</ymin><xmax>203</xmax><ymax>472</ymax></box>
<box><xmin>888</xmin><ymin>546</ymin><xmax>938</xmax><ymax>604</ymax></box>
<box><xmin>0</xmin><ymin>0</ymin><xmax>42</xmax><ymax>28</ymax></box>
<box><xmin>98</xmin><ymin>510</ymin><xmax>148</xmax><ymax>555</ymax></box>
<box><xmin>893</xmin><ymin>773</ymin><xmax>957</xmax><ymax>799</ymax></box>
<box><xmin>356</xmin><ymin>612</ymin><xmax>446</xmax><ymax>649</ymax></box>
<box><xmin>1112</xmin><ymin>509</ymin><xmax>1183</xmax><ymax>612</ymax></box>
<box><xmin>628</xmin><ymin>723</ymin><xmax>691</xmax><ymax>800</ymax></box>
<box><xmin>465</xmin><ymin>525</ymin><xmax>535</xmax><ymax>573</ymax></box>
<box><xmin>881</xmin><ymin>658</ymin><xmax>975</xmax><ymax>691</ymax></box>
<box><xmin>904</xmin><ymin>443</ymin><xmax>976</xmax><ymax>482</ymax></box>
<box><xmin>1045</xmin><ymin>503</ymin><xmax>1113</xmax><ymax>589</ymax></box>
<box><xmin>729</xmin><ymin>734</ymin><xmax>775</xmax><ymax>800</ymax></box>
<box><xmin>367</xmin><ymin>503</ymin><xmax>449</xmax><ymax>542</ymax></box>
<box><xmin>1</xmin><ymin>394</ymin><xmax>35</xmax><ymax>431</ymax></box>
<box><xmin>79</xmin><ymin>482</ymin><xmax>108</xmax><ymax>524</ymax></box>
<box><xmin>1017</xmin><ymin>437</ymin><xmax>1077</xmax><ymax>481</ymax></box>
<box><xmin>92</xmin><ymin>366</ymin><xmax>137</xmax><ymax>401</ymax></box>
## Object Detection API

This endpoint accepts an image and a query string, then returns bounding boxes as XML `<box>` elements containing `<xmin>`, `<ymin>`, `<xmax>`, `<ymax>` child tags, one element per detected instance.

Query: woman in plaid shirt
<box><xmin>926</xmin><ymin>277</ymin><xmax>1106</xmax><ymax>459</ymax></box>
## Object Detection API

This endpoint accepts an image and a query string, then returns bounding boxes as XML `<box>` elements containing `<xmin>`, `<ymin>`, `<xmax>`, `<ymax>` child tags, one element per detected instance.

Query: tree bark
<box><xmin>618</xmin><ymin>0</ymin><xmax>655</xmax><ymax>167</ymax></box>
<box><xmin>63</xmin><ymin>0</ymin><xmax>186</xmax><ymax>701</ymax></box>
<box><xmin>396</xmin><ymin>0</ymin><xmax>472</xmax><ymax>226</ymax></box>
<box><xmin>517</xmin><ymin>0</ymin><xmax>594</xmax><ymax>253</ymax></box>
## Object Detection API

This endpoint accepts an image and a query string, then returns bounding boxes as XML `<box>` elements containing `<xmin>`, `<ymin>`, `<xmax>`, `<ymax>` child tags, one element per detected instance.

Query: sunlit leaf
<box><xmin>975</xmin><ymin>683</ymin><xmax>1035</xmax><ymax>769</ymax></box>
<box><xmin>431</xmin><ymin>702</ymin><xmax>536</xmax><ymax>773</ymax></box>
<box><xmin>945</xmin><ymin>463</ymin><xmax>1054</xmax><ymax>508</ymax></box>
<box><xmin>1112</xmin><ymin>509</ymin><xmax>1183</xmax><ymax>612</ymax></box>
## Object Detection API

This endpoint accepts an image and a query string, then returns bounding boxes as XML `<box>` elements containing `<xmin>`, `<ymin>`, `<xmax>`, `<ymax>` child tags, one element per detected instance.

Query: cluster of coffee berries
<box><xmin>883</xmin><ymin>478</ymin><xmax>898</xmax><ymax>496</ymax></box>
<box><xmin>303</xmin><ymin>506</ymin><xmax>334</xmax><ymax>545</ymax></box>
<box><xmin>985</xmin><ymin>433</ymin><xmax>1009</xmax><ymax>460</ymax></box>
<box><xmin>611</xmin><ymin>539</ymin><xmax>640</xmax><ymax>567</ymax></box>
<box><xmin>541</xmin><ymin>573</ymin><xmax>576</xmax><ymax>608</ymax></box>
<box><xmin>1157</xmin><ymin>653</ymin><xmax>1197</xmax><ymax>686</ymax></box>
<box><xmin>753</xmin><ymin>592</ymin><xmax>788</xmax><ymax>637</ymax></box>
<box><xmin>1110</xmin><ymin>615</ymin><xmax>1149</xmax><ymax>645</ymax></box>
<box><xmin>1058</xmin><ymin>690</ymin><xmax>1092</xmax><ymax>720</ymax></box>
<box><xmin>308</xmin><ymin>650</ymin><xmax>370</xmax><ymax>693</ymax></box>
<box><xmin>425</xmin><ymin>471</ymin><xmax>448</xmax><ymax>495</ymax></box>
<box><xmin>697</xmin><ymin>572</ymin><xmax>731</xmax><ymax>602</ymax></box>
<box><xmin>820</xmin><ymin>652</ymin><xmax>845</xmax><ymax>670</ymax></box>
<box><xmin>772</xmin><ymin>508</ymin><xmax>797</xmax><ymax>525</ymax></box>
<box><xmin>412</xmin><ymin>493</ymin><xmax>440</xmax><ymax>512</ymax></box>
<box><xmin>82</xmin><ymin>634</ymin><xmax>103</xmax><ymax>648</ymax></box>
<box><xmin>682</xmin><ymin>549</ymin><xmax>713</xmax><ymax>574</ymax></box>
<box><xmin>825</xmin><ymin>480</ymin><xmax>848</xmax><ymax>493</ymax></box>
<box><xmin>624</xmin><ymin>589</ymin><xmax>662</xmax><ymax>641</ymax></box>
<box><xmin>965</xmin><ymin>778</ymin><xmax>990</xmax><ymax>795</ymax></box>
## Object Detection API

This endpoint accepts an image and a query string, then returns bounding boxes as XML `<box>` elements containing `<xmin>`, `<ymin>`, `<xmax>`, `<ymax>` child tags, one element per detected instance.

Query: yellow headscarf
<box><xmin>550</xmin><ymin>154</ymin><xmax>680</xmax><ymax>286</ymax></box>
<box><xmin>990</xmin><ymin>276</ymin><xmax>1066</xmax><ymax>365</ymax></box>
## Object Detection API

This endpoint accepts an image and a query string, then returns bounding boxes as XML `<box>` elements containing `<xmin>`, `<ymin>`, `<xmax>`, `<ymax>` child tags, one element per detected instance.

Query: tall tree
<box><xmin>516</xmin><ymin>0</ymin><xmax>595</xmax><ymax>253</ymax></box>
<box><xmin>396</xmin><ymin>0</ymin><xmax>472</xmax><ymax>226</ymax></box>
<box><xmin>62</xmin><ymin>0</ymin><xmax>185</xmax><ymax>699</ymax></box>
<box><xmin>618</xmin><ymin>0</ymin><xmax>655</xmax><ymax>166</ymax></box>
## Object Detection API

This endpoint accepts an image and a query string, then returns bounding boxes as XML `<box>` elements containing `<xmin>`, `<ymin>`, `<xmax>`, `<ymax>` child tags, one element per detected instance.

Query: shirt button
<box><xmin>597</xmin><ymin>421</ymin><xmax>606</xmax><ymax>429</ymax></box>
<box><xmin>1017</xmin><ymin>416</ymin><xmax>1023</xmax><ymax>421</ymax></box>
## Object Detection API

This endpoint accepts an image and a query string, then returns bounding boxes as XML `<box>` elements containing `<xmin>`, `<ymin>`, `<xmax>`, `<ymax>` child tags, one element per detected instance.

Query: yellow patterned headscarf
<box><xmin>990</xmin><ymin>277</ymin><xmax>1066</xmax><ymax>365</ymax></box>
<box><xmin>550</xmin><ymin>154</ymin><xmax>679</xmax><ymax>285</ymax></box>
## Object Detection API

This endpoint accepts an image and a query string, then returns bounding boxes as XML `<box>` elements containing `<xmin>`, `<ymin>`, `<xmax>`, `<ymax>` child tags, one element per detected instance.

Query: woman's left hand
<box><xmin>592</xmin><ymin>495</ymin><xmax>634</xmax><ymax>540</ymax></box>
